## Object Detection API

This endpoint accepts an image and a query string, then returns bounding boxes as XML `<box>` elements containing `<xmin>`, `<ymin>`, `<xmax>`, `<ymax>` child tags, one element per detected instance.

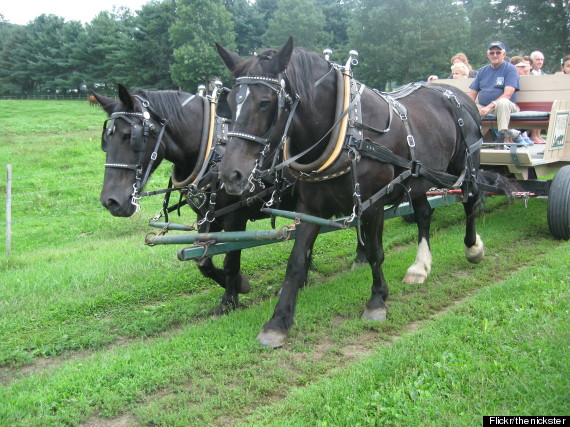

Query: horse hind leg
<box><xmin>463</xmin><ymin>190</ymin><xmax>485</xmax><ymax>264</ymax></box>
<box><xmin>213</xmin><ymin>249</ymin><xmax>251</xmax><ymax>316</ymax></box>
<box><xmin>402</xmin><ymin>195</ymin><xmax>433</xmax><ymax>284</ymax></box>
<box><xmin>360</xmin><ymin>213</ymin><xmax>389</xmax><ymax>322</ymax></box>
<box><xmin>196</xmin><ymin>255</ymin><xmax>250</xmax><ymax>294</ymax></box>
<box><xmin>352</xmin><ymin>240</ymin><xmax>368</xmax><ymax>269</ymax></box>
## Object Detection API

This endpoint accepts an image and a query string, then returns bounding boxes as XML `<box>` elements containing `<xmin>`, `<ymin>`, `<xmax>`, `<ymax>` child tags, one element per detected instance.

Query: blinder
<box><xmin>130</xmin><ymin>123</ymin><xmax>145</xmax><ymax>151</ymax></box>
<box><xmin>100</xmin><ymin>113</ymin><xmax>150</xmax><ymax>153</ymax></box>
<box><xmin>101</xmin><ymin>118</ymin><xmax>115</xmax><ymax>152</ymax></box>
<box><xmin>217</xmin><ymin>88</ymin><xmax>232</xmax><ymax>120</ymax></box>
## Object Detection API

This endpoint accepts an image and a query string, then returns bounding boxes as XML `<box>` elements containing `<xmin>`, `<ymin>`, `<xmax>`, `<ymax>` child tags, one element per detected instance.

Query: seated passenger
<box><xmin>451</xmin><ymin>63</ymin><xmax>469</xmax><ymax>79</ymax></box>
<box><xmin>469</xmin><ymin>41</ymin><xmax>531</xmax><ymax>146</ymax></box>
<box><xmin>449</xmin><ymin>53</ymin><xmax>478</xmax><ymax>78</ymax></box>
<box><xmin>511</xmin><ymin>56</ymin><xmax>531</xmax><ymax>76</ymax></box>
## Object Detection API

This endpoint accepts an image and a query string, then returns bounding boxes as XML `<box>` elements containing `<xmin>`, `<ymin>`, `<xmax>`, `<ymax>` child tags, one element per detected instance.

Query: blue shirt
<box><xmin>469</xmin><ymin>62</ymin><xmax>520</xmax><ymax>105</ymax></box>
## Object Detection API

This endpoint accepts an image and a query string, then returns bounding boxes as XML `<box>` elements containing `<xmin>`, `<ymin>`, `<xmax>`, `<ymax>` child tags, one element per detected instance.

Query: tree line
<box><xmin>0</xmin><ymin>0</ymin><xmax>568</xmax><ymax>97</ymax></box>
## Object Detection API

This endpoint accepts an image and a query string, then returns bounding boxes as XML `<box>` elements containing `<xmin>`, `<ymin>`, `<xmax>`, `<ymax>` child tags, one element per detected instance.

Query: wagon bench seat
<box><xmin>482</xmin><ymin>101</ymin><xmax>552</xmax><ymax>129</ymax></box>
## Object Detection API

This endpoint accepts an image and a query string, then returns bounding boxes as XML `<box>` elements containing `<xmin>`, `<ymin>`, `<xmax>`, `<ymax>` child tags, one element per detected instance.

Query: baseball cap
<box><xmin>488</xmin><ymin>41</ymin><xmax>506</xmax><ymax>51</ymax></box>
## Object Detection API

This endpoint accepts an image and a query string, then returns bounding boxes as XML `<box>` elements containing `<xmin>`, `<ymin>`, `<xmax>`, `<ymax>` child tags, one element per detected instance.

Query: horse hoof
<box><xmin>212</xmin><ymin>306</ymin><xmax>225</xmax><ymax>317</ymax></box>
<box><xmin>238</xmin><ymin>276</ymin><xmax>251</xmax><ymax>294</ymax></box>
<box><xmin>257</xmin><ymin>330</ymin><xmax>286</xmax><ymax>348</ymax></box>
<box><xmin>465</xmin><ymin>234</ymin><xmax>485</xmax><ymax>264</ymax></box>
<box><xmin>402</xmin><ymin>273</ymin><xmax>426</xmax><ymax>284</ymax></box>
<box><xmin>212</xmin><ymin>302</ymin><xmax>235</xmax><ymax>316</ymax></box>
<box><xmin>361</xmin><ymin>307</ymin><xmax>387</xmax><ymax>322</ymax></box>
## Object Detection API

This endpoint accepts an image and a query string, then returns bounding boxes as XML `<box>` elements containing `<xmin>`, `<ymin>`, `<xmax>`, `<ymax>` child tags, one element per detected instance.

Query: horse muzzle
<box><xmin>100</xmin><ymin>190</ymin><xmax>137</xmax><ymax>217</ymax></box>
<box><xmin>219</xmin><ymin>168</ymin><xmax>252</xmax><ymax>196</ymax></box>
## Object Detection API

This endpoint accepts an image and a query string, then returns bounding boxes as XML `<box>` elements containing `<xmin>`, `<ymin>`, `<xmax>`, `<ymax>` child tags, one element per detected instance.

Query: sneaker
<box><xmin>521</xmin><ymin>132</ymin><xmax>534</xmax><ymax>146</ymax></box>
<box><xmin>505</xmin><ymin>129</ymin><xmax>521</xmax><ymax>139</ymax></box>
<box><xmin>513</xmin><ymin>133</ymin><xmax>533</xmax><ymax>147</ymax></box>
<box><xmin>495</xmin><ymin>131</ymin><xmax>505</xmax><ymax>143</ymax></box>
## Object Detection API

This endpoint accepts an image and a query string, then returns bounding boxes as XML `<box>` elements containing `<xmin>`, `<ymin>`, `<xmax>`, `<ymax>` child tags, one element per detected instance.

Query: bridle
<box><xmin>101</xmin><ymin>96</ymin><xmax>168</xmax><ymax>211</ymax></box>
<box><xmin>226</xmin><ymin>75</ymin><xmax>299</xmax><ymax>191</ymax></box>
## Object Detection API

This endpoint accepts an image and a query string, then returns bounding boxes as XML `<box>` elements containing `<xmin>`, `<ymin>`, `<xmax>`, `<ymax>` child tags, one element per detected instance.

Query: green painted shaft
<box><xmin>148</xmin><ymin>222</ymin><xmax>196</xmax><ymax>232</ymax></box>
<box><xmin>146</xmin><ymin>228</ymin><xmax>290</xmax><ymax>246</ymax></box>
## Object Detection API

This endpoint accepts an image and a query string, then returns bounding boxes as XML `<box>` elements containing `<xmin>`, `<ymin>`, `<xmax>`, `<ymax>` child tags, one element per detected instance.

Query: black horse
<box><xmin>215</xmin><ymin>38</ymin><xmax>497</xmax><ymax>347</ymax></box>
<box><xmin>93</xmin><ymin>84</ymin><xmax>284</xmax><ymax>315</ymax></box>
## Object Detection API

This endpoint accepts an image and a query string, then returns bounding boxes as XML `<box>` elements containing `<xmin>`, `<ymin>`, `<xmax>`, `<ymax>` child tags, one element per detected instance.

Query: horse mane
<box><xmin>232</xmin><ymin>47</ymin><xmax>327</xmax><ymax>111</ymax></box>
<box><xmin>132</xmin><ymin>88</ymin><xmax>191</xmax><ymax>132</ymax></box>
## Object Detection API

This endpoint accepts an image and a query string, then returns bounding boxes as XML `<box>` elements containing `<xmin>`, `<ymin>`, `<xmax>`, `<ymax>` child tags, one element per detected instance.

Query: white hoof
<box><xmin>257</xmin><ymin>330</ymin><xmax>286</xmax><ymax>348</ymax></box>
<box><xmin>403</xmin><ymin>238</ymin><xmax>431</xmax><ymax>283</ymax></box>
<box><xmin>402</xmin><ymin>269</ymin><xmax>427</xmax><ymax>284</ymax></box>
<box><xmin>361</xmin><ymin>307</ymin><xmax>387</xmax><ymax>322</ymax></box>
<box><xmin>465</xmin><ymin>234</ymin><xmax>485</xmax><ymax>264</ymax></box>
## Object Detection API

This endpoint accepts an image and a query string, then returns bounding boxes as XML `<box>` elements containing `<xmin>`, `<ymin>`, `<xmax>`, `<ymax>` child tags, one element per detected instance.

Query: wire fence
<box><xmin>0</xmin><ymin>94</ymin><xmax>91</xmax><ymax>101</ymax></box>
<box><xmin>1</xmin><ymin>165</ymin><xmax>172</xmax><ymax>226</ymax></box>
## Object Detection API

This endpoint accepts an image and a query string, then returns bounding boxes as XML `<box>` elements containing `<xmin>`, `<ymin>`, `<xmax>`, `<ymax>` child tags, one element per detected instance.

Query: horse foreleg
<box><xmin>463</xmin><ymin>192</ymin><xmax>485</xmax><ymax>263</ymax></box>
<box><xmin>213</xmin><ymin>249</ymin><xmax>249</xmax><ymax>316</ymax></box>
<box><xmin>196</xmin><ymin>256</ymin><xmax>227</xmax><ymax>289</ymax></box>
<box><xmin>403</xmin><ymin>195</ymin><xmax>433</xmax><ymax>284</ymax></box>
<box><xmin>361</xmin><ymin>211</ymin><xmax>389</xmax><ymax>321</ymax></box>
<box><xmin>257</xmin><ymin>222</ymin><xmax>320</xmax><ymax>348</ymax></box>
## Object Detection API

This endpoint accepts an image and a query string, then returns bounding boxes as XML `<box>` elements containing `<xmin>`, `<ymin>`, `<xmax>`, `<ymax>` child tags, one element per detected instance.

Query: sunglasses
<box><xmin>488</xmin><ymin>51</ymin><xmax>503</xmax><ymax>56</ymax></box>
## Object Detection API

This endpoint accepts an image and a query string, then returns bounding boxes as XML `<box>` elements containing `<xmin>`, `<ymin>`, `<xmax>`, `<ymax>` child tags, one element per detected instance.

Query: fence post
<box><xmin>6</xmin><ymin>164</ymin><xmax>11</xmax><ymax>257</ymax></box>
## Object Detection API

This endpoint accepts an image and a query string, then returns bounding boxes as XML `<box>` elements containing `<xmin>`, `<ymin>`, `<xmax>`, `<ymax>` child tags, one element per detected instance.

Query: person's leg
<box><xmin>495</xmin><ymin>98</ymin><xmax>520</xmax><ymax>134</ymax></box>
<box><xmin>530</xmin><ymin>128</ymin><xmax>546</xmax><ymax>144</ymax></box>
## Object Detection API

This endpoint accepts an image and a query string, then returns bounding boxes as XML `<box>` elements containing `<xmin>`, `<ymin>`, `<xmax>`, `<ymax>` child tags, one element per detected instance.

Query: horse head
<box><xmin>215</xmin><ymin>38</ymin><xmax>297</xmax><ymax>196</ymax></box>
<box><xmin>93</xmin><ymin>84</ymin><xmax>168</xmax><ymax>217</ymax></box>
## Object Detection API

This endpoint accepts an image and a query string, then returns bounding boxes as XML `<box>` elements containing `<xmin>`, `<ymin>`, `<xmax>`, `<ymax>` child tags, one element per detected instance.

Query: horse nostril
<box><xmin>102</xmin><ymin>198</ymin><xmax>120</xmax><ymax>212</ymax></box>
<box><xmin>230</xmin><ymin>170</ymin><xmax>243</xmax><ymax>183</ymax></box>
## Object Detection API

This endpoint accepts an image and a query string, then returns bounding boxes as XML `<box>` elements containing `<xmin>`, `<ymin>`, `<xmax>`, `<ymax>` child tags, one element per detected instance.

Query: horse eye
<box><xmin>259</xmin><ymin>100</ymin><xmax>271</xmax><ymax>111</ymax></box>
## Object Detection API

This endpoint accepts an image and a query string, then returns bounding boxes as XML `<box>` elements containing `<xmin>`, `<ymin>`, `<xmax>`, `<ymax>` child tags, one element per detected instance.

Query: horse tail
<box><xmin>476</xmin><ymin>170</ymin><xmax>523</xmax><ymax>201</ymax></box>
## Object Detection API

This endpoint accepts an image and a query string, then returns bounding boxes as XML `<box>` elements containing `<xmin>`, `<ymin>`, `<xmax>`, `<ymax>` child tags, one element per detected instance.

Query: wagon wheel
<box><xmin>547</xmin><ymin>165</ymin><xmax>570</xmax><ymax>240</ymax></box>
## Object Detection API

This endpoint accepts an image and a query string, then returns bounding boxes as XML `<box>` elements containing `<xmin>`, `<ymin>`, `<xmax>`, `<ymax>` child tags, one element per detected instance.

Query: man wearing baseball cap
<box><xmin>469</xmin><ymin>41</ymin><xmax>527</xmax><ymax>145</ymax></box>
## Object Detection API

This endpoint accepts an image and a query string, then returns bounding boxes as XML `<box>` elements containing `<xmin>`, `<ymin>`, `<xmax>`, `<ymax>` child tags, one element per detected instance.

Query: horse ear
<box><xmin>90</xmin><ymin>91</ymin><xmax>118</xmax><ymax>115</ymax></box>
<box><xmin>118</xmin><ymin>83</ymin><xmax>135</xmax><ymax>111</ymax></box>
<box><xmin>269</xmin><ymin>36</ymin><xmax>294</xmax><ymax>74</ymax></box>
<box><xmin>215</xmin><ymin>42</ymin><xmax>244</xmax><ymax>73</ymax></box>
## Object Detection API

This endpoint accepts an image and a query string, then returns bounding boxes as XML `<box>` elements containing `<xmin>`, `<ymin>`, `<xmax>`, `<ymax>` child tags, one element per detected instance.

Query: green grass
<box><xmin>0</xmin><ymin>100</ymin><xmax>568</xmax><ymax>426</ymax></box>
<box><xmin>242</xmin><ymin>243</ymin><xmax>570</xmax><ymax>426</ymax></box>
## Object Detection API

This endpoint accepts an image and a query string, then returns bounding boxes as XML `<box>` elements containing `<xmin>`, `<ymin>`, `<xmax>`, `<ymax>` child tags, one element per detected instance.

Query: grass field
<box><xmin>0</xmin><ymin>100</ymin><xmax>568</xmax><ymax>426</ymax></box>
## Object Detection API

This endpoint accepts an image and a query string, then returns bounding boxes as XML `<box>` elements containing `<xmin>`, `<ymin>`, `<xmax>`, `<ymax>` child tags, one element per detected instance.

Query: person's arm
<box><xmin>468</xmin><ymin>89</ymin><xmax>478</xmax><ymax>102</ymax></box>
<box><xmin>477</xmin><ymin>86</ymin><xmax>516</xmax><ymax>116</ymax></box>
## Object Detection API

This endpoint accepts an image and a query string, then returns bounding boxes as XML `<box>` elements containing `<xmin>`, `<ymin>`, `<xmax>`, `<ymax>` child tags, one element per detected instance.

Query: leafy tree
<box><xmin>124</xmin><ymin>0</ymin><xmax>177</xmax><ymax>89</ymax></box>
<box><xmin>226</xmin><ymin>0</ymin><xmax>266</xmax><ymax>55</ymax></box>
<box><xmin>263</xmin><ymin>0</ymin><xmax>331</xmax><ymax>51</ymax></box>
<box><xmin>1</xmin><ymin>15</ymin><xmax>70</xmax><ymax>93</ymax></box>
<box><xmin>349</xmin><ymin>0</ymin><xmax>469</xmax><ymax>89</ymax></box>
<box><xmin>501</xmin><ymin>0</ymin><xmax>569</xmax><ymax>72</ymax></box>
<box><xmin>256</xmin><ymin>0</ymin><xmax>280</xmax><ymax>21</ymax></box>
<box><xmin>78</xmin><ymin>9</ymin><xmax>136</xmax><ymax>92</ymax></box>
<box><xmin>170</xmin><ymin>0</ymin><xmax>236</xmax><ymax>92</ymax></box>
<box><xmin>0</xmin><ymin>21</ymin><xmax>22</xmax><ymax>93</ymax></box>
<box><xmin>316</xmin><ymin>0</ymin><xmax>356</xmax><ymax>53</ymax></box>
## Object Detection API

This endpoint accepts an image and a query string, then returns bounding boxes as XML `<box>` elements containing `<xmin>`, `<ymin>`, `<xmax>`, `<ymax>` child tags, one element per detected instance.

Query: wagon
<box><xmin>145</xmin><ymin>73</ymin><xmax>570</xmax><ymax>258</ymax></box>
<box><xmin>442</xmin><ymin>74</ymin><xmax>570</xmax><ymax>240</ymax></box>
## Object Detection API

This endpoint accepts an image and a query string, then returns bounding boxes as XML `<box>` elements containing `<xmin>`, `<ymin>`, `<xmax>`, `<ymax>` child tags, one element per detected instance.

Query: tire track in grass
<box><xmin>0</xmin><ymin>203</ymin><xmax>467</xmax><ymax>385</ymax></box>
<box><xmin>89</xmin><ymin>226</ymin><xmax>559</xmax><ymax>426</ymax></box>
<box><xmin>1</xmin><ymin>200</ymin><xmax>549</xmax><ymax>426</ymax></box>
